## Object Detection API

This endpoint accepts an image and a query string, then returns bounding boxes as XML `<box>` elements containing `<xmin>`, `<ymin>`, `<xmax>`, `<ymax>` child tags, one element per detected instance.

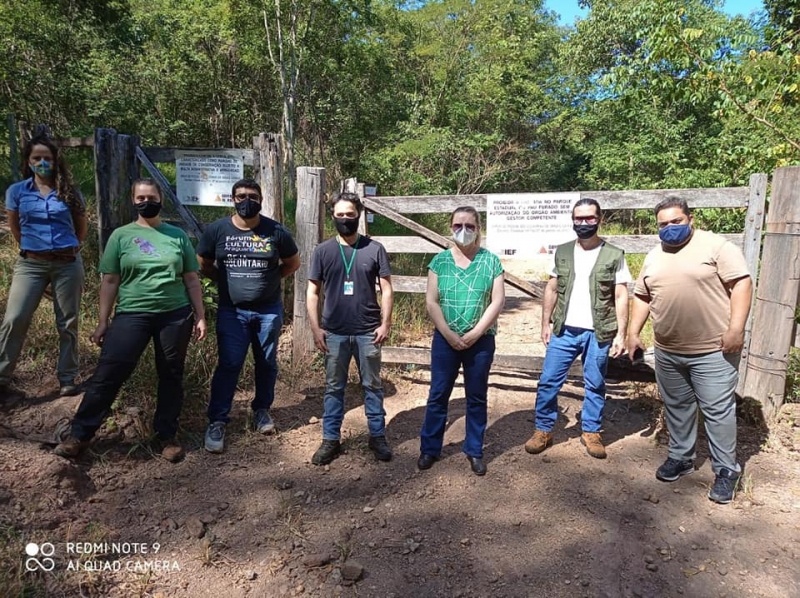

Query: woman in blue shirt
<box><xmin>0</xmin><ymin>134</ymin><xmax>87</xmax><ymax>398</ymax></box>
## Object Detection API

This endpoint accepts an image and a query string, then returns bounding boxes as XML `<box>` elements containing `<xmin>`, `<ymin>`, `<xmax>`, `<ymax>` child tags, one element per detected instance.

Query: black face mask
<box><xmin>135</xmin><ymin>200</ymin><xmax>162</xmax><ymax>219</ymax></box>
<box><xmin>573</xmin><ymin>223</ymin><xmax>599</xmax><ymax>240</ymax></box>
<box><xmin>334</xmin><ymin>217</ymin><xmax>359</xmax><ymax>237</ymax></box>
<box><xmin>235</xmin><ymin>199</ymin><xmax>262</xmax><ymax>219</ymax></box>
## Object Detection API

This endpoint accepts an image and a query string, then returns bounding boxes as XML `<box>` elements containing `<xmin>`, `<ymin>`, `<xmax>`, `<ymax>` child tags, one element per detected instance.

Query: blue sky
<box><xmin>550</xmin><ymin>0</ymin><xmax>765</xmax><ymax>25</ymax></box>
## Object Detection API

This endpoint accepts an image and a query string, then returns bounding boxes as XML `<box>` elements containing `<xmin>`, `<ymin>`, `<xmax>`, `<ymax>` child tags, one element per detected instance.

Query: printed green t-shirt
<box><xmin>429</xmin><ymin>247</ymin><xmax>503</xmax><ymax>335</ymax></box>
<box><xmin>100</xmin><ymin>222</ymin><xmax>199</xmax><ymax>313</ymax></box>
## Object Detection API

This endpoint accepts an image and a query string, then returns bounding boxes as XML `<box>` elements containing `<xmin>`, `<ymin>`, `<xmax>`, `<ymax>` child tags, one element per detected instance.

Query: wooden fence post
<box><xmin>94</xmin><ymin>129</ymin><xmax>140</xmax><ymax>251</ymax></box>
<box><xmin>341</xmin><ymin>177</ymin><xmax>368</xmax><ymax>235</ymax></box>
<box><xmin>120</xmin><ymin>134</ymin><xmax>141</xmax><ymax>214</ymax></box>
<box><xmin>293</xmin><ymin>167</ymin><xmax>326</xmax><ymax>362</ymax></box>
<box><xmin>254</xmin><ymin>133</ymin><xmax>284</xmax><ymax>221</ymax></box>
<box><xmin>736</xmin><ymin>173</ymin><xmax>768</xmax><ymax>395</ymax></box>
<box><xmin>742</xmin><ymin>166</ymin><xmax>800</xmax><ymax>420</ymax></box>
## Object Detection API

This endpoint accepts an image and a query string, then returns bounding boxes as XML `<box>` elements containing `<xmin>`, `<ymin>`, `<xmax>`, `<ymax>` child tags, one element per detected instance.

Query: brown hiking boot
<box><xmin>581</xmin><ymin>432</ymin><xmax>607</xmax><ymax>459</ymax></box>
<box><xmin>54</xmin><ymin>435</ymin><xmax>89</xmax><ymax>458</ymax></box>
<box><xmin>524</xmin><ymin>430</ymin><xmax>553</xmax><ymax>454</ymax></box>
<box><xmin>159</xmin><ymin>439</ymin><xmax>185</xmax><ymax>463</ymax></box>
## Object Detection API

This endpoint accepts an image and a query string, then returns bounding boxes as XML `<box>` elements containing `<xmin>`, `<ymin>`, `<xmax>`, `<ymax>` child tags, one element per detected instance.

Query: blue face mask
<box><xmin>30</xmin><ymin>159</ymin><xmax>54</xmax><ymax>178</ymax></box>
<box><xmin>659</xmin><ymin>223</ymin><xmax>692</xmax><ymax>246</ymax></box>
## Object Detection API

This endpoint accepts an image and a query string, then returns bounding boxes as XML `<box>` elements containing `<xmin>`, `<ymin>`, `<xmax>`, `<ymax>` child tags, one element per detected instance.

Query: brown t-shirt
<box><xmin>634</xmin><ymin>229</ymin><xmax>750</xmax><ymax>354</ymax></box>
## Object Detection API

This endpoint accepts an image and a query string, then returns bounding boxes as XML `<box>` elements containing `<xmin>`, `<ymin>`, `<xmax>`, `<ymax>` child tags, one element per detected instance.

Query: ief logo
<box><xmin>25</xmin><ymin>542</ymin><xmax>55</xmax><ymax>572</ymax></box>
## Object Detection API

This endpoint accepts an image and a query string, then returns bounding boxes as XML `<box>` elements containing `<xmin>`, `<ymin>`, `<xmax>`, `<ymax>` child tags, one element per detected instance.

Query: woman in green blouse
<box><xmin>418</xmin><ymin>206</ymin><xmax>505</xmax><ymax>476</ymax></box>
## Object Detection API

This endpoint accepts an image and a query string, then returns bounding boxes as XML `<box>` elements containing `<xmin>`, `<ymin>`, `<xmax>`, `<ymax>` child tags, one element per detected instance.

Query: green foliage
<box><xmin>787</xmin><ymin>348</ymin><xmax>800</xmax><ymax>403</ymax></box>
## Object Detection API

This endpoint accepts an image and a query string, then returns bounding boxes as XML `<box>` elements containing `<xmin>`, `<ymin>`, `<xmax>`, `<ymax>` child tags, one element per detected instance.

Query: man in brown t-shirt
<box><xmin>628</xmin><ymin>197</ymin><xmax>752</xmax><ymax>505</ymax></box>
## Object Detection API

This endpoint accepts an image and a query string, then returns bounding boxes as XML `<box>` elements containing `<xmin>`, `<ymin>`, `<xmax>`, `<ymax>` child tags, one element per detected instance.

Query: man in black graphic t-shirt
<box><xmin>307</xmin><ymin>192</ymin><xmax>394</xmax><ymax>465</ymax></box>
<box><xmin>197</xmin><ymin>178</ymin><xmax>300</xmax><ymax>453</ymax></box>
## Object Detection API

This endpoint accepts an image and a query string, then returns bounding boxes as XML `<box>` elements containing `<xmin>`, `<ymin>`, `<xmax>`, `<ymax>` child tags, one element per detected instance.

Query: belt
<box><xmin>22</xmin><ymin>250</ymin><xmax>78</xmax><ymax>263</ymax></box>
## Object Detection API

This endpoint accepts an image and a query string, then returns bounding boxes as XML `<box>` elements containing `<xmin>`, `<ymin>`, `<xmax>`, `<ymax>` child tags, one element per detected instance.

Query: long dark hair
<box><xmin>21</xmin><ymin>134</ymin><xmax>84</xmax><ymax>213</ymax></box>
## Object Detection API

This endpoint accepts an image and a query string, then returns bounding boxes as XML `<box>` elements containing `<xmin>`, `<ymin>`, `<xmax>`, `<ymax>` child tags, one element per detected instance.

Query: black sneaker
<box><xmin>59</xmin><ymin>384</ymin><xmax>80</xmax><ymax>397</ymax></box>
<box><xmin>312</xmin><ymin>439</ymin><xmax>341</xmax><ymax>465</ymax></box>
<box><xmin>708</xmin><ymin>467</ymin><xmax>741</xmax><ymax>504</ymax></box>
<box><xmin>368</xmin><ymin>435</ymin><xmax>393</xmax><ymax>461</ymax></box>
<box><xmin>656</xmin><ymin>457</ymin><xmax>695</xmax><ymax>482</ymax></box>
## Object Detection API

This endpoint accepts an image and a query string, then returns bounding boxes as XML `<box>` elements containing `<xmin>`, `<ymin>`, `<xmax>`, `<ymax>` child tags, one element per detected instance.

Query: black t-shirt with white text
<box><xmin>309</xmin><ymin>236</ymin><xmax>391</xmax><ymax>335</ymax></box>
<box><xmin>197</xmin><ymin>216</ymin><xmax>298</xmax><ymax>307</ymax></box>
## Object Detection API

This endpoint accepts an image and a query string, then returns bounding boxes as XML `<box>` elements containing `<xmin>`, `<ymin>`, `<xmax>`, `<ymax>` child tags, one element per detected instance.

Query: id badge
<box><xmin>343</xmin><ymin>280</ymin><xmax>354</xmax><ymax>295</ymax></box>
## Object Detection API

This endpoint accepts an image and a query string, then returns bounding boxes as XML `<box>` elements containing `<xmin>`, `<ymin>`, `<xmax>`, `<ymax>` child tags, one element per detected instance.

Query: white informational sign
<box><xmin>174</xmin><ymin>150</ymin><xmax>246</xmax><ymax>207</ymax></box>
<box><xmin>486</xmin><ymin>192</ymin><xmax>580</xmax><ymax>257</ymax></box>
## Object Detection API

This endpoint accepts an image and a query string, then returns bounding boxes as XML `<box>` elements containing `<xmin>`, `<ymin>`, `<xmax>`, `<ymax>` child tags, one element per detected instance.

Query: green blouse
<box><xmin>429</xmin><ymin>247</ymin><xmax>503</xmax><ymax>335</ymax></box>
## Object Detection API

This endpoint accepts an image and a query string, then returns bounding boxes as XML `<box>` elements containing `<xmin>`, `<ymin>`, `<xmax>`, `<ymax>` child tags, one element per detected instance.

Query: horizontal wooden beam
<box><xmin>56</xmin><ymin>136</ymin><xmax>94</xmax><ymax>148</ymax></box>
<box><xmin>382</xmin><ymin>346</ymin><xmax>656</xmax><ymax>381</ymax></box>
<box><xmin>142</xmin><ymin>146</ymin><xmax>255</xmax><ymax>166</ymax></box>
<box><xmin>603</xmin><ymin>233</ymin><xmax>744</xmax><ymax>252</ymax></box>
<box><xmin>374</xmin><ymin>233</ymin><xmax>743</xmax><ymax>255</ymax></box>
<box><xmin>370</xmin><ymin>187</ymin><xmax>751</xmax><ymax>214</ymax></box>
<box><xmin>382</xmin><ymin>346</ymin><xmax>576</xmax><ymax>375</ymax></box>
<box><xmin>387</xmin><ymin>275</ymin><xmax>646</xmax><ymax>298</ymax></box>
<box><xmin>371</xmin><ymin>235</ymin><xmax>445</xmax><ymax>253</ymax></box>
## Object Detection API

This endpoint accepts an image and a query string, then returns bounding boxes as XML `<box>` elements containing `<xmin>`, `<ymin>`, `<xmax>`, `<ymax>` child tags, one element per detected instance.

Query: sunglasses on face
<box><xmin>573</xmin><ymin>216</ymin><xmax>598</xmax><ymax>225</ymax></box>
<box><xmin>451</xmin><ymin>223</ymin><xmax>477</xmax><ymax>232</ymax></box>
<box><xmin>234</xmin><ymin>193</ymin><xmax>261</xmax><ymax>202</ymax></box>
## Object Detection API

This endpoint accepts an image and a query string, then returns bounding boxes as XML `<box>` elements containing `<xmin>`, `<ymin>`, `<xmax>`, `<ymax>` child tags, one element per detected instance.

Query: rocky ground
<box><xmin>1</xmin><ymin>270</ymin><xmax>799</xmax><ymax>598</ymax></box>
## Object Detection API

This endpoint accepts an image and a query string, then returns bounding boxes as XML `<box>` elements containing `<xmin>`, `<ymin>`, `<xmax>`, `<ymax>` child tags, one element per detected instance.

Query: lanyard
<box><xmin>337</xmin><ymin>235</ymin><xmax>359</xmax><ymax>279</ymax></box>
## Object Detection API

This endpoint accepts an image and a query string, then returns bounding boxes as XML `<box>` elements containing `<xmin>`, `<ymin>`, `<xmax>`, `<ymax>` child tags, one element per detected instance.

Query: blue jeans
<box><xmin>420</xmin><ymin>330</ymin><xmax>496</xmax><ymax>459</ymax></box>
<box><xmin>208</xmin><ymin>303</ymin><xmax>283</xmax><ymax>424</ymax></box>
<box><xmin>535</xmin><ymin>326</ymin><xmax>610</xmax><ymax>433</ymax></box>
<box><xmin>322</xmin><ymin>333</ymin><xmax>386</xmax><ymax>440</ymax></box>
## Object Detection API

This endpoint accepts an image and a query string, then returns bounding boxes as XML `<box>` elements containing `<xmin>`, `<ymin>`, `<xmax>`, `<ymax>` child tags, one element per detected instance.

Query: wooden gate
<box><xmin>292</xmin><ymin>170</ymin><xmax>778</xmax><ymax>390</ymax></box>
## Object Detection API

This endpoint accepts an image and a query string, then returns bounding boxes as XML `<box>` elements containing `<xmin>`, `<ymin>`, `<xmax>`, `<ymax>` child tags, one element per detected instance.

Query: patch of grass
<box><xmin>738</xmin><ymin>473</ymin><xmax>756</xmax><ymax>503</ymax></box>
<box><xmin>0</xmin><ymin>522</ymin><xmax>48</xmax><ymax>598</ymax></box>
<box><xmin>389</xmin><ymin>294</ymin><xmax>429</xmax><ymax>346</ymax></box>
<box><xmin>269</xmin><ymin>496</ymin><xmax>306</xmax><ymax>544</ymax></box>
<box><xmin>786</xmin><ymin>347</ymin><xmax>800</xmax><ymax>404</ymax></box>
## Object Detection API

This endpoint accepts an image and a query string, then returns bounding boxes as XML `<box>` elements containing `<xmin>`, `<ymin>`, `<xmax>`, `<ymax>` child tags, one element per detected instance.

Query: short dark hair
<box><xmin>131</xmin><ymin>177</ymin><xmax>163</xmax><ymax>200</ymax></box>
<box><xmin>654</xmin><ymin>196</ymin><xmax>690</xmax><ymax>218</ymax></box>
<box><xmin>232</xmin><ymin>178</ymin><xmax>262</xmax><ymax>198</ymax></box>
<box><xmin>572</xmin><ymin>197</ymin><xmax>602</xmax><ymax>219</ymax></box>
<box><xmin>330</xmin><ymin>192</ymin><xmax>364</xmax><ymax>216</ymax></box>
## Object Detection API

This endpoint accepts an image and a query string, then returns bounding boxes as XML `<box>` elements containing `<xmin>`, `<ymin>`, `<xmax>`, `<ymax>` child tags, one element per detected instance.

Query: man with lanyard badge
<box><xmin>306</xmin><ymin>192</ymin><xmax>394</xmax><ymax>465</ymax></box>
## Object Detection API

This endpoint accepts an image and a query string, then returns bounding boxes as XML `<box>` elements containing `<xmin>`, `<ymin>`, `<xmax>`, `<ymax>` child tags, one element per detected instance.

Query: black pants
<box><xmin>71</xmin><ymin>306</ymin><xmax>194</xmax><ymax>441</ymax></box>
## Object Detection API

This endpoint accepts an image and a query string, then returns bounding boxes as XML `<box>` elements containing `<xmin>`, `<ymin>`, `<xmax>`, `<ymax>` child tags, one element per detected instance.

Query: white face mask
<box><xmin>453</xmin><ymin>227</ymin><xmax>477</xmax><ymax>246</ymax></box>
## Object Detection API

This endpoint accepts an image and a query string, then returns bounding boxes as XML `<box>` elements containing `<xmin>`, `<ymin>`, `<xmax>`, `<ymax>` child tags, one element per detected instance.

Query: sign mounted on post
<box><xmin>486</xmin><ymin>192</ymin><xmax>579</xmax><ymax>257</ymax></box>
<box><xmin>175</xmin><ymin>150</ymin><xmax>246</xmax><ymax>207</ymax></box>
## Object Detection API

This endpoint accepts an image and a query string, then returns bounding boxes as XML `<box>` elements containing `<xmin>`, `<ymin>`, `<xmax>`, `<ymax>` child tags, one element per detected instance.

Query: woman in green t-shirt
<box><xmin>418</xmin><ymin>206</ymin><xmax>505</xmax><ymax>476</ymax></box>
<box><xmin>55</xmin><ymin>178</ymin><xmax>207</xmax><ymax>463</ymax></box>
